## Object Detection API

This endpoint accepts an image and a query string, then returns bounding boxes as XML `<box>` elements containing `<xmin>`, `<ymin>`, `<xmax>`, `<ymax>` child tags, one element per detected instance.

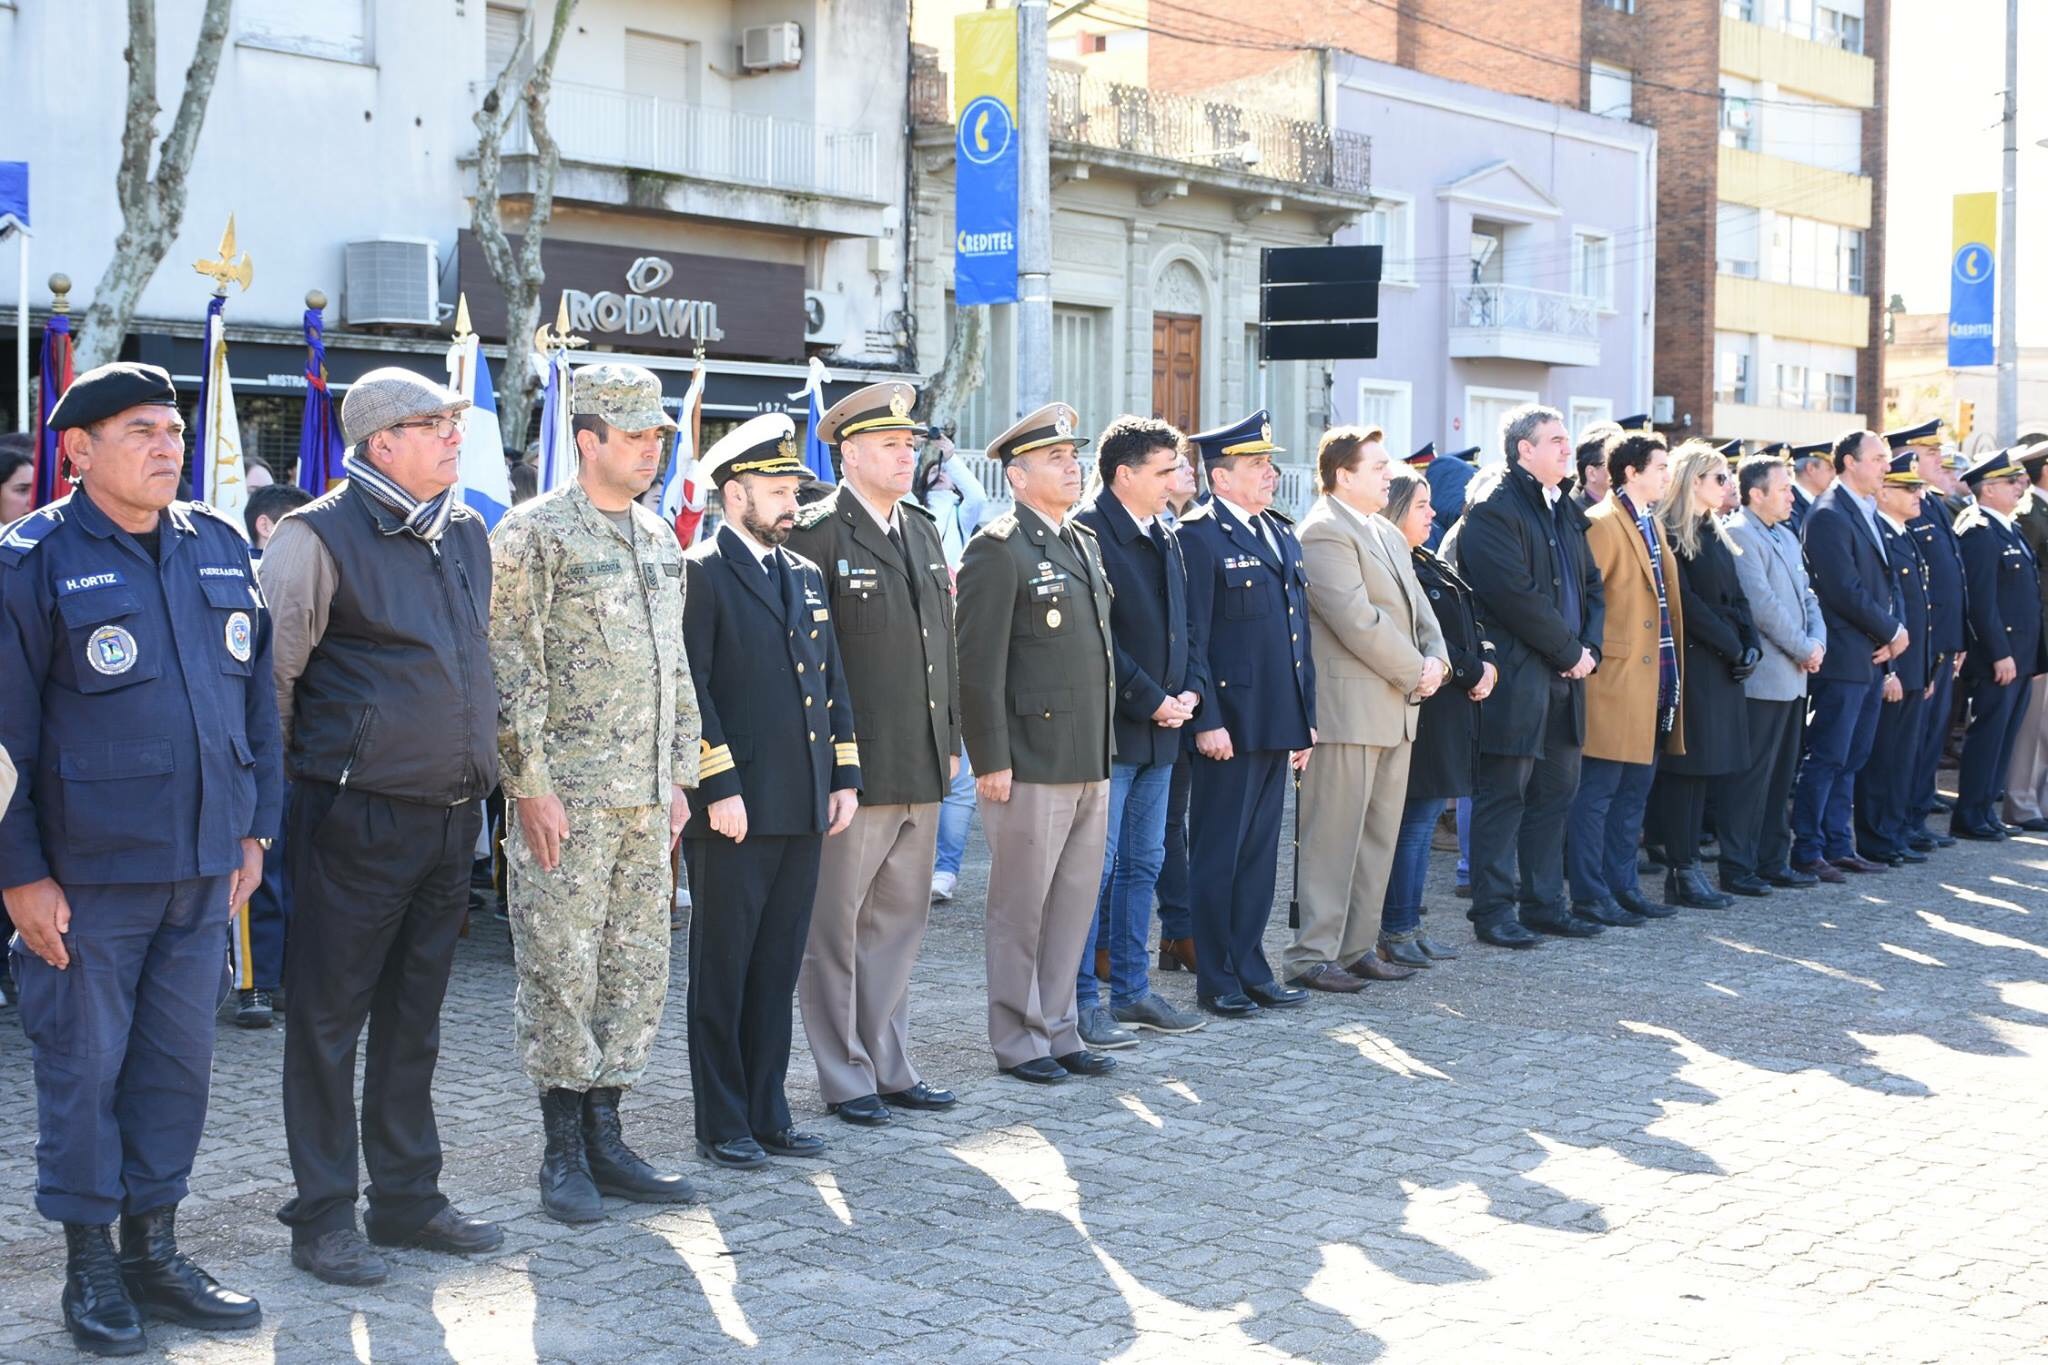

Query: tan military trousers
<box><xmin>507</xmin><ymin>802</ymin><xmax>670</xmax><ymax>1091</ymax></box>
<box><xmin>981</xmin><ymin>779</ymin><xmax>1109</xmax><ymax>1069</ymax></box>
<box><xmin>2003</xmin><ymin>675</ymin><xmax>2048</xmax><ymax>823</ymax></box>
<box><xmin>1285</xmin><ymin>739</ymin><xmax>1412</xmax><ymax>978</ymax></box>
<box><xmin>798</xmin><ymin>801</ymin><xmax>939</xmax><ymax>1105</ymax></box>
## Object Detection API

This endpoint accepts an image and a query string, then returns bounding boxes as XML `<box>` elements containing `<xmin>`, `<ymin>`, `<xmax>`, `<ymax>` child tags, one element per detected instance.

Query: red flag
<box><xmin>29</xmin><ymin>312</ymin><xmax>72</xmax><ymax>508</ymax></box>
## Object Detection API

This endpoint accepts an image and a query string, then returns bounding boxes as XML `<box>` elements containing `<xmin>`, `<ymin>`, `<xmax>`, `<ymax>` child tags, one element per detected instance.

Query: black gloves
<box><xmin>1731</xmin><ymin>646</ymin><xmax>1762</xmax><ymax>682</ymax></box>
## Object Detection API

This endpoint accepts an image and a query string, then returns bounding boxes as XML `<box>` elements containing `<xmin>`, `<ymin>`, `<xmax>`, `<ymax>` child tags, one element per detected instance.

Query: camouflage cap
<box><xmin>571</xmin><ymin>363</ymin><xmax>677</xmax><ymax>433</ymax></box>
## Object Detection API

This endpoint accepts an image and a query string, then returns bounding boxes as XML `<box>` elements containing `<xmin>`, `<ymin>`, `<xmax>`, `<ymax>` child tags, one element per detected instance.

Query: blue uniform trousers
<box><xmin>1154</xmin><ymin>753</ymin><xmax>1193</xmax><ymax>941</ymax></box>
<box><xmin>1857</xmin><ymin>691</ymin><xmax>1927</xmax><ymax>857</ymax></box>
<box><xmin>1792</xmin><ymin>675</ymin><xmax>1884</xmax><ymax>864</ymax></box>
<box><xmin>12</xmin><ymin>875</ymin><xmax>232</xmax><ymax>1224</ymax></box>
<box><xmin>1909</xmin><ymin>660</ymin><xmax>1958</xmax><ymax>829</ymax></box>
<box><xmin>1188</xmin><ymin>747</ymin><xmax>1287</xmax><ymax>999</ymax></box>
<box><xmin>1956</xmin><ymin>675</ymin><xmax>2035</xmax><ymax>829</ymax></box>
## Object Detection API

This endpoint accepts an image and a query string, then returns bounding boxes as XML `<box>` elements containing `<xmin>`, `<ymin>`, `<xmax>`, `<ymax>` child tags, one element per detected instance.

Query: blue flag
<box><xmin>298</xmin><ymin>305</ymin><xmax>345</xmax><ymax>494</ymax></box>
<box><xmin>790</xmin><ymin>357</ymin><xmax>835</xmax><ymax>484</ymax></box>
<box><xmin>0</xmin><ymin>162</ymin><xmax>26</xmax><ymax>227</ymax></box>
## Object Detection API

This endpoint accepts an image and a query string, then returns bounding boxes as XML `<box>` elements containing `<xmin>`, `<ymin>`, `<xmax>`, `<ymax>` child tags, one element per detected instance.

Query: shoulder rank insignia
<box><xmin>0</xmin><ymin>503</ymin><xmax>66</xmax><ymax>564</ymax></box>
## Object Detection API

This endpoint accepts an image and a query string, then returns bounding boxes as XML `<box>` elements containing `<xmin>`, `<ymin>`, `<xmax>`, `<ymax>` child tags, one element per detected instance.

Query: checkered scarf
<box><xmin>343</xmin><ymin>452</ymin><xmax>453</xmax><ymax>542</ymax></box>
<box><xmin>1620</xmin><ymin>492</ymin><xmax>1678</xmax><ymax>733</ymax></box>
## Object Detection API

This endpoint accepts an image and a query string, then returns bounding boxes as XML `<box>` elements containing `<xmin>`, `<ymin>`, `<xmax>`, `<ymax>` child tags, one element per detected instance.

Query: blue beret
<box><xmin>47</xmin><ymin>363</ymin><xmax>178</xmax><ymax>431</ymax></box>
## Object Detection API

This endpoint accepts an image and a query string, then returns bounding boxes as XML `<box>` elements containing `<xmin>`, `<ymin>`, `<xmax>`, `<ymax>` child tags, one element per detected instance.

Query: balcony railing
<box><xmin>1447</xmin><ymin>283</ymin><xmax>1602</xmax><ymax>366</ymax></box>
<box><xmin>488</xmin><ymin>81</ymin><xmax>882</xmax><ymax>203</ymax></box>
<box><xmin>912</xmin><ymin>65</ymin><xmax>1369</xmax><ymax>197</ymax></box>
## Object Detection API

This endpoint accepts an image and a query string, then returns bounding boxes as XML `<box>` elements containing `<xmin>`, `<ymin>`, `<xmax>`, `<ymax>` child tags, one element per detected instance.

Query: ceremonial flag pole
<box><xmin>0</xmin><ymin>160</ymin><xmax>27</xmax><ymax>434</ymax></box>
<box><xmin>533</xmin><ymin>293</ymin><xmax>586</xmax><ymax>496</ymax></box>
<box><xmin>298</xmin><ymin>289</ymin><xmax>345</xmax><ymax>496</ymax></box>
<box><xmin>446</xmin><ymin>294</ymin><xmax>512</xmax><ymax>526</ymax></box>
<box><xmin>789</xmin><ymin>355</ymin><xmax>835</xmax><ymax>484</ymax></box>
<box><xmin>658</xmin><ymin>344</ymin><xmax>707</xmax><ymax>546</ymax></box>
<box><xmin>192</xmin><ymin>216</ymin><xmax>253</xmax><ymax>529</ymax></box>
<box><xmin>28</xmin><ymin>273</ymin><xmax>72</xmax><ymax>510</ymax></box>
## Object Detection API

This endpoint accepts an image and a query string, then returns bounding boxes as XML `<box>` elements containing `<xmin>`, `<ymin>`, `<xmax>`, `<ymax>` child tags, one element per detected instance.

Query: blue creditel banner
<box><xmin>953</xmin><ymin>11</ymin><xmax>1018</xmax><ymax>306</ymax></box>
<box><xmin>1948</xmin><ymin>192</ymin><xmax>1995</xmax><ymax>368</ymax></box>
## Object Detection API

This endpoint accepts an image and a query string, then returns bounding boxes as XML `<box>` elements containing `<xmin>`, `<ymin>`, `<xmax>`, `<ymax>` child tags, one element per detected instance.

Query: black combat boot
<box><xmin>583</xmin><ymin>1087</ymin><xmax>695</xmax><ymax>1203</ymax></box>
<box><xmin>539</xmin><ymin>1088</ymin><xmax>604</xmax><ymax>1223</ymax></box>
<box><xmin>117</xmin><ymin>1205</ymin><xmax>261</xmax><ymax>1331</ymax></box>
<box><xmin>62</xmin><ymin>1222</ymin><xmax>145</xmax><ymax>1357</ymax></box>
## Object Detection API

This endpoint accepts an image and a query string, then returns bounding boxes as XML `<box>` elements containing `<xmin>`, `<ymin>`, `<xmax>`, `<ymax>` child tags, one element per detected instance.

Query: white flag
<box><xmin>201</xmin><ymin>308</ymin><xmax>249</xmax><ymax>532</ymax></box>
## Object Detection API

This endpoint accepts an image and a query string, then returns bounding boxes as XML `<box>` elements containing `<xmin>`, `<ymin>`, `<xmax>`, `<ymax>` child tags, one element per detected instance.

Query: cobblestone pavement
<box><xmin>4</xmin><ymin>797</ymin><xmax>2048</xmax><ymax>1364</ymax></box>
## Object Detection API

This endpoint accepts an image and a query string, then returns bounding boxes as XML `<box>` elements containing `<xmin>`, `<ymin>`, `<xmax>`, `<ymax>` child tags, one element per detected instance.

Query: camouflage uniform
<box><xmin>490</xmin><ymin>364</ymin><xmax>699</xmax><ymax>1092</ymax></box>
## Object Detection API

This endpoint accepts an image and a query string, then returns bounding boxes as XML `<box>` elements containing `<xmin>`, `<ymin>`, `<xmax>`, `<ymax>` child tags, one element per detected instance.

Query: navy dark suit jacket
<box><xmin>1908</xmin><ymin>496</ymin><xmax>1967</xmax><ymax>656</ymax></box>
<box><xmin>1877</xmin><ymin>517</ymin><xmax>1932</xmax><ymax>693</ymax></box>
<box><xmin>1074</xmin><ymin>486</ymin><xmax>1205</xmax><ymax>768</ymax></box>
<box><xmin>1801</xmin><ymin>485</ymin><xmax>1899</xmax><ymax>684</ymax></box>
<box><xmin>1178</xmin><ymin>496</ymin><xmax>1315</xmax><ymax>753</ymax></box>
<box><xmin>1956</xmin><ymin>509</ymin><xmax>2047</xmax><ymax>686</ymax></box>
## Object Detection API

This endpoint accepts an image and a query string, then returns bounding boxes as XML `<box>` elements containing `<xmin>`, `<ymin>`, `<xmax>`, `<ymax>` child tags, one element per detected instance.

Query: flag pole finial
<box><xmin>305</xmin><ymin>289</ymin><xmax>327</xmax><ymax>312</ymax></box>
<box><xmin>193</xmin><ymin>214</ymin><xmax>253</xmax><ymax>296</ymax></box>
<box><xmin>453</xmin><ymin>293</ymin><xmax>474</xmax><ymax>343</ymax></box>
<box><xmin>533</xmin><ymin>291</ymin><xmax>587</xmax><ymax>355</ymax></box>
<box><xmin>49</xmin><ymin>274</ymin><xmax>70</xmax><ymax>315</ymax></box>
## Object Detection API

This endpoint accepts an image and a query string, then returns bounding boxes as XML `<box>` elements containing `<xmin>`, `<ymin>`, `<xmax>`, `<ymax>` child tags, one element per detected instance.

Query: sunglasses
<box><xmin>1707</xmin><ymin>471</ymin><xmax>1731</xmax><ymax>485</ymax></box>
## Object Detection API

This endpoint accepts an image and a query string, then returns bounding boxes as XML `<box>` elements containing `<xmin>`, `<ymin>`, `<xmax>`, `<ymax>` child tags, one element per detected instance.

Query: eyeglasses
<box><xmin>391</xmin><ymin>415</ymin><xmax>464</xmax><ymax>439</ymax></box>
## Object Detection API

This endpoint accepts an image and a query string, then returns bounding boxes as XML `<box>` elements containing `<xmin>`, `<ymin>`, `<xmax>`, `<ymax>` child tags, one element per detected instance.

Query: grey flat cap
<box><xmin>340</xmin><ymin>367</ymin><xmax>471</xmax><ymax>447</ymax></box>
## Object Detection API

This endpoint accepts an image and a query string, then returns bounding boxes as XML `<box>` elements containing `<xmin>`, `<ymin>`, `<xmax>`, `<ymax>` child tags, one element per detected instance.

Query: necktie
<box><xmin>889</xmin><ymin>522</ymin><xmax>920</xmax><ymax>605</ymax></box>
<box><xmin>1252</xmin><ymin>515</ymin><xmax>1276</xmax><ymax>562</ymax></box>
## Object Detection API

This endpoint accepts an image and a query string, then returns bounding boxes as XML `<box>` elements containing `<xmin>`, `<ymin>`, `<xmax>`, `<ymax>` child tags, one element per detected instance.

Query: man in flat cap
<box><xmin>0</xmin><ymin>363</ymin><xmax>276</xmax><ymax>1352</ymax></box>
<box><xmin>681</xmin><ymin>413</ymin><xmax>860</xmax><ymax>1167</ymax></box>
<box><xmin>1178</xmin><ymin>409</ymin><xmax>1317</xmax><ymax>1000</ymax></box>
<box><xmin>955</xmin><ymin>402</ymin><xmax>1119</xmax><ymax>1084</ymax></box>
<box><xmin>1951</xmin><ymin>447</ymin><xmax>2047</xmax><ymax>839</ymax></box>
<box><xmin>785</xmin><ymin>381</ymin><xmax>960</xmax><ymax>1128</ymax></box>
<box><xmin>265</xmin><ymin>366</ymin><xmax>504</xmax><ymax>1284</ymax></box>
<box><xmin>488</xmin><ymin>363</ymin><xmax>701</xmax><ymax>1219</ymax></box>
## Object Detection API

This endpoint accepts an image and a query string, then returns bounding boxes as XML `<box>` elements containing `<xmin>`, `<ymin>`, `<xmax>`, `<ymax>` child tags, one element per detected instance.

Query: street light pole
<box><xmin>1016</xmin><ymin>0</ymin><xmax>1051</xmax><ymax>417</ymax></box>
<box><xmin>1996</xmin><ymin>0</ymin><xmax>2018</xmax><ymax>445</ymax></box>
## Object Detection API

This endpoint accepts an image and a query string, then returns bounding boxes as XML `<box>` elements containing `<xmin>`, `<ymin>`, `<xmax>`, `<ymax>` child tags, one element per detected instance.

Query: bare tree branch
<box><xmin>471</xmin><ymin>0</ymin><xmax>580</xmax><ymax>453</ymax></box>
<box><xmin>77</xmin><ymin>0</ymin><xmax>233</xmax><ymax>371</ymax></box>
<box><xmin>921</xmin><ymin>305</ymin><xmax>989</xmax><ymax>444</ymax></box>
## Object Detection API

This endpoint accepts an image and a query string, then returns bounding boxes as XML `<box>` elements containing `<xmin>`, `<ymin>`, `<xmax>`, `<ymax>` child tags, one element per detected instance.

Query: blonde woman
<box><xmin>1650</xmin><ymin>442</ymin><xmax>1762</xmax><ymax>908</ymax></box>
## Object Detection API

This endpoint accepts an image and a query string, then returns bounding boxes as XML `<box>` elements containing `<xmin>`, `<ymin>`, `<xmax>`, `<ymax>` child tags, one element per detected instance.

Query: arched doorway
<box><xmin>1151</xmin><ymin>258</ymin><xmax>1205</xmax><ymax>434</ymax></box>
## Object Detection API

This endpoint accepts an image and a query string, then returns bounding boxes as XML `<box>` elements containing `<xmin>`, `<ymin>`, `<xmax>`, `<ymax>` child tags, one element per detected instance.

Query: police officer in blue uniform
<box><xmin>1178</xmin><ymin>410</ymin><xmax>1315</xmax><ymax>1016</ymax></box>
<box><xmin>1896</xmin><ymin>422</ymin><xmax>1967</xmax><ymax>849</ymax></box>
<box><xmin>0</xmin><ymin>364</ymin><xmax>277</xmax><ymax>1355</ymax></box>
<box><xmin>682</xmin><ymin>413</ymin><xmax>861</xmax><ymax>1168</ymax></box>
<box><xmin>1952</xmin><ymin>447</ymin><xmax>2047</xmax><ymax>839</ymax></box>
<box><xmin>1855</xmin><ymin>453</ymin><xmax>1934</xmax><ymax>864</ymax></box>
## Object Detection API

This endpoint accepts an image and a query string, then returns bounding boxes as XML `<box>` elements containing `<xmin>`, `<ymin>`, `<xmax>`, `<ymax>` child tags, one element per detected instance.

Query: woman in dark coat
<box><xmin>1379</xmin><ymin>466</ymin><xmax>1496</xmax><ymax>965</ymax></box>
<box><xmin>1652</xmin><ymin>441</ymin><xmax>1762</xmax><ymax>908</ymax></box>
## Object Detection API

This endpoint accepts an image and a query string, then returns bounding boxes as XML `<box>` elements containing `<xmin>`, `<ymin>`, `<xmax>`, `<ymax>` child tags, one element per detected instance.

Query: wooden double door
<box><xmin>1151</xmin><ymin>313</ymin><xmax>1201</xmax><ymax>435</ymax></box>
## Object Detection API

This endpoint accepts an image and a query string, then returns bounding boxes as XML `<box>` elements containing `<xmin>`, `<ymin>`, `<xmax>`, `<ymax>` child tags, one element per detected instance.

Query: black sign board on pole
<box><xmin>1259</xmin><ymin>245</ymin><xmax>1381</xmax><ymax>361</ymax></box>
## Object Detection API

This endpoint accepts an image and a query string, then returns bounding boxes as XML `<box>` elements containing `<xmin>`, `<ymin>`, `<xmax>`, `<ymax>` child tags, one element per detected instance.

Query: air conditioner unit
<box><xmin>804</xmin><ymin>289</ymin><xmax>848</xmax><ymax>346</ymax></box>
<box><xmin>741</xmin><ymin>22</ymin><xmax>802</xmax><ymax>71</ymax></box>
<box><xmin>1652</xmin><ymin>395</ymin><xmax>1676</xmax><ymax>424</ymax></box>
<box><xmin>344</xmin><ymin>237</ymin><xmax>440</xmax><ymax>327</ymax></box>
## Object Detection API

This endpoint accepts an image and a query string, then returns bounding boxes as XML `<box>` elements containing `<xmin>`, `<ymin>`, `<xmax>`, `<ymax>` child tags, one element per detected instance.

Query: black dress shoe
<box><xmin>1198</xmin><ymin>992</ymin><xmax>1262</xmax><ymax>1017</ymax></box>
<box><xmin>1760</xmin><ymin>866</ymin><xmax>1819</xmax><ymax>888</ymax></box>
<box><xmin>2019</xmin><ymin>817</ymin><xmax>2048</xmax><ymax>833</ymax></box>
<box><xmin>1613</xmin><ymin>888</ymin><xmax>1678</xmax><ymax>920</ymax></box>
<box><xmin>697</xmin><ymin>1136</ymin><xmax>770</xmax><ymax>1168</ymax></box>
<box><xmin>1524</xmin><ymin>911</ymin><xmax>1604</xmax><ymax>938</ymax></box>
<box><xmin>880</xmin><ymin>1082</ymin><xmax>957</xmax><ymax>1111</ymax></box>
<box><xmin>1907</xmin><ymin>834</ymin><xmax>1939</xmax><ymax>852</ymax></box>
<box><xmin>1720</xmin><ymin>874</ymin><xmax>1773</xmax><ymax>897</ymax></box>
<box><xmin>1574</xmin><ymin>898</ymin><xmax>1647</xmax><ymax>927</ymax></box>
<box><xmin>1377</xmin><ymin>936</ymin><xmax>1433</xmax><ymax>968</ymax></box>
<box><xmin>1474</xmin><ymin>917</ymin><xmax>1544</xmax><ymax>948</ymax></box>
<box><xmin>115</xmin><ymin>1207</ymin><xmax>260</xmax><ymax>1332</ymax></box>
<box><xmin>827</xmin><ymin>1094</ymin><xmax>893</xmax><ymax>1127</ymax></box>
<box><xmin>1951</xmin><ymin>822</ymin><xmax>2007</xmax><ymax>842</ymax></box>
<box><xmin>290</xmin><ymin>1229</ymin><xmax>389</xmax><ymax>1287</ymax></box>
<box><xmin>1000</xmin><ymin>1056</ymin><xmax>1069</xmax><ymax>1084</ymax></box>
<box><xmin>1665</xmin><ymin>869</ymin><xmax>1734</xmax><ymax>909</ymax></box>
<box><xmin>65</xmin><ymin>1223</ymin><xmax>146</xmax><ymax>1356</ymax></box>
<box><xmin>371</xmin><ymin>1207</ymin><xmax>504</xmax><ymax>1255</ymax></box>
<box><xmin>756</xmin><ymin>1128</ymin><xmax>827</xmax><ymax>1158</ymax></box>
<box><xmin>1056</xmin><ymin>1050</ymin><xmax>1118</xmax><ymax>1077</ymax></box>
<box><xmin>1892</xmin><ymin>848</ymin><xmax>1929</xmax><ymax>864</ymax></box>
<box><xmin>1931</xmin><ymin>797</ymin><xmax>1953</xmax><ymax>814</ymax></box>
<box><xmin>1246</xmin><ymin>980</ymin><xmax>1309</xmax><ymax>1008</ymax></box>
<box><xmin>1412</xmin><ymin>931</ymin><xmax>1460</xmax><ymax>960</ymax></box>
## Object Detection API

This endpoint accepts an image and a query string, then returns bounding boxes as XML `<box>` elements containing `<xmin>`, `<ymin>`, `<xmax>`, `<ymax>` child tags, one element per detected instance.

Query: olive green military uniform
<box><xmin>787</xmin><ymin>478</ymin><xmax>960</xmax><ymax>1105</ymax></box>
<box><xmin>490</xmin><ymin>415</ymin><xmax>699</xmax><ymax>1093</ymax></box>
<box><xmin>956</xmin><ymin>415</ymin><xmax>1116</xmax><ymax>1068</ymax></box>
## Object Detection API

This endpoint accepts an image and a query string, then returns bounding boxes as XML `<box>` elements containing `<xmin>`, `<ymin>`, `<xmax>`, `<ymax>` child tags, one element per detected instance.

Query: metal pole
<box><xmin>1016</xmin><ymin>0</ymin><xmax>1051</xmax><ymax>416</ymax></box>
<box><xmin>1996</xmin><ymin>0</ymin><xmax>2018</xmax><ymax>445</ymax></box>
<box><xmin>14</xmin><ymin>228</ymin><xmax>26</xmax><ymax>432</ymax></box>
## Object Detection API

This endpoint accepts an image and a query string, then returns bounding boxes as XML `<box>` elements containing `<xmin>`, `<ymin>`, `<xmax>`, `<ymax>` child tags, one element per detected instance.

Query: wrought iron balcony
<box><xmin>1447</xmin><ymin>283</ymin><xmax>1602</xmax><ymax>367</ymax></box>
<box><xmin>912</xmin><ymin>64</ymin><xmax>1369</xmax><ymax>198</ymax></box>
<box><xmin>488</xmin><ymin>81</ymin><xmax>883</xmax><ymax>204</ymax></box>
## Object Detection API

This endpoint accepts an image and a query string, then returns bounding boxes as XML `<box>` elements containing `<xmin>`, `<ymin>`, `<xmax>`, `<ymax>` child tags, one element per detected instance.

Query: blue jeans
<box><xmin>1567</xmin><ymin>756</ymin><xmax>1657</xmax><ymax>903</ymax></box>
<box><xmin>1454</xmin><ymin>797</ymin><xmax>1471</xmax><ymax>883</ymax></box>
<box><xmin>1078</xmin><ymin>760</ymin><xmax>1174</xmax><ymax>1010</ymax></box>
<box><xmin>934</xmin><ymin>743</ymin><xmax>974</xmax><ymax>877</ymax></box>
<box><xmin>1383</xmin><ymin>796</ymin><xmax>1444</xmax><ymax>935</ymax></box>
<box><xmin>1155</xmin><ymin>753</ymin><xmax>1192</xmax><ymax>940</ymax></box>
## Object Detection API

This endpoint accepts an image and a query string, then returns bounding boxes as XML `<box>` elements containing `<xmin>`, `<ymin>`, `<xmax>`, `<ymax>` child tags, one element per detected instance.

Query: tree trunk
<box><xmin>74</xmin><ymin>0</ymin><xmax>234</xmax><ymax>371</ymax></box>
<box><xmin>920</xmin><ymin>304</ymin><xmax>989</xmax><ymax>445</ymax></box>
<box><xmin>471</xmin><ymin>0</ymin><xmax>579</xmax><ymax>454</ymax></box>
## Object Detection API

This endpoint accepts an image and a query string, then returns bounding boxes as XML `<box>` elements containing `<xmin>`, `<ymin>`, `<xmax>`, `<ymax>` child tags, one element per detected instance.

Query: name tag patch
<box><xmin>197</xmin><ymin>564</ymin><xmax>247</xmax><ymax>579</ymax></box>
<box><xmin>560</xmin><ymin>559</ymin><xmax>625</xmax><ymax>583</ymax></box>
<box><xmin>57</xmin><ymin>571</ymin><xmax>124</xmax><ymax>595</ymax></box>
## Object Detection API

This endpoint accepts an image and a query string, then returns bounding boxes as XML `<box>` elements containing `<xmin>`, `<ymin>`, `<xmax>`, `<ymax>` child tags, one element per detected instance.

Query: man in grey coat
<box><xmin>1721</xmin><ymin>455</ymin><xmax>1827</xmax><ymax>892</ymax></box>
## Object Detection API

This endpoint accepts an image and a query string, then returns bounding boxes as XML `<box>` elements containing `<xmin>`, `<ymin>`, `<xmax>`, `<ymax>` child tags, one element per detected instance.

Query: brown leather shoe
<box><xmin>1345</xmin><ymin>954</ymin><xmax>1419</xmax><ymax>982</ymax></box>
<box><xmin>1094</xmin><ymin>948</ymin><xmax>1109</xmax><ymax>980</ymax></box>
<box><xmin>1791</xmin><ymin>858</ymin><xmax>1847</xmax><ymax>884</ymax></box>
<box><xmin>1830</xmin><ymin>854</ymin><xmax>1889</xmax><ymax>874</ymax></box>
<box><xmin>1287</xmin><ymin>962</ymin><xmax>1364</xmax><ymax>993</ymax></box>
<box><xmin>1157</xmin><ymin>938</ymin><xmax>1197</xmax><ymax>973</ymax></box>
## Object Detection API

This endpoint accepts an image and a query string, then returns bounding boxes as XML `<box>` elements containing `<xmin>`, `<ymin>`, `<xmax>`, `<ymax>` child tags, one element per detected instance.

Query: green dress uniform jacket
<box><xmin>954</xmin><ymin>502</ymin><xmax>1115</xmax><ymax>785</ymax></box>
<box><xmin>786</xmin><ymin>487</ymin><xmax>959</xmax><ymax>805</ymax></box>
